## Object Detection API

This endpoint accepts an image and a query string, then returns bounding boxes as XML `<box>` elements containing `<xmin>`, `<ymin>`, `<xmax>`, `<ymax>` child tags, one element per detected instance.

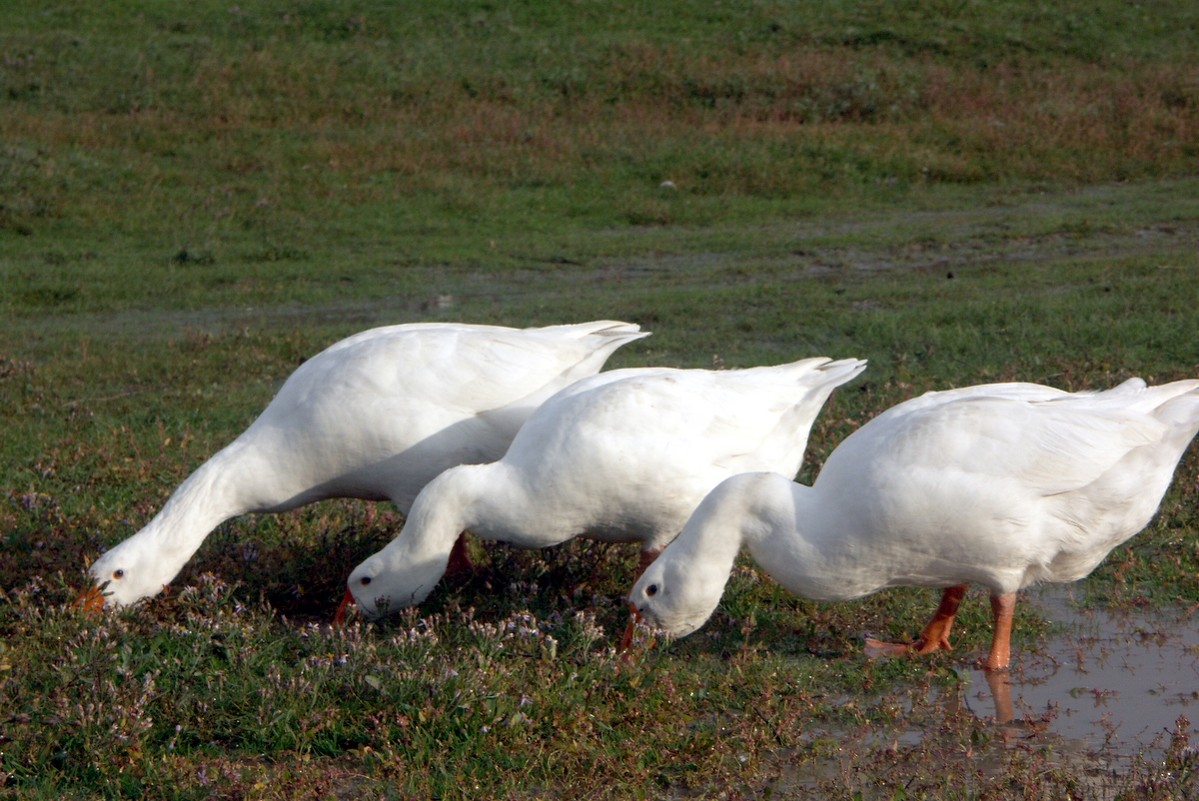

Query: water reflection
<box><xmin>754</xmin><ymin>588</ymin><xmax>1199</xmax><ymax>799</ymax></box>
<box><xmin>968</xmin><ymin>585</ymin><xmax>1199</xmax><ymax>756</ymax></box>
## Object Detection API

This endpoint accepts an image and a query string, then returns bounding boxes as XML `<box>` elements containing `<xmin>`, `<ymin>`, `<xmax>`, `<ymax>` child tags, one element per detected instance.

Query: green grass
<box><xmin>3</xmin><ymin>1</ymin><xmax>1199</xmax><ymax>798</ymax></box>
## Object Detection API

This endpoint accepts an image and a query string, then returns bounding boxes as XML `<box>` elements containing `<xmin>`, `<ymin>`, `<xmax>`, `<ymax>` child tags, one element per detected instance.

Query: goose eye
<box><xmin>113</xmin><ymin>569</ymin><xmax>125</xmax><ymax>580</ymax></box>
<box><xmin>360</xmin><ymin>576</ymin><xmax>372</xmax><ymax>586</ymax></box>
<box><xmin>646</xmin><ymin>584</ymin><xmax>658</xmax><ymax>597</ymax></box>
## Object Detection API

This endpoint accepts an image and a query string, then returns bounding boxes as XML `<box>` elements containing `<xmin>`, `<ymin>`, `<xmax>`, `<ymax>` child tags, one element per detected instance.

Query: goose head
<box><xmin>625</xmin><ymin>472</ymin><xmax>783</xmax><ymax>641</ymax></box>
<box><xmin>343</xmin><ymin>465</ymin><xmax>484</xmax><ymax>619</ymax></box>
<box><xmin>344</xmin><ymin>547</ymin><xmax>447</xmax><ymax>619</ymax></box>
<box><xmin>78</xmin><ymin>539</ymin><xmax>175</xmax><ymax>610</ymax></box>
<box><xmin>626</xmin><ymin>550</ymin><xmax>729</xmax><ymax>639</ymax></box>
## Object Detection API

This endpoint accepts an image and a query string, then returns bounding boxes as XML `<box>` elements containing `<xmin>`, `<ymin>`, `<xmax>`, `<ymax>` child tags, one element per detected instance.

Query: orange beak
<box><xmin>73</xmin><ymin>584</ymin><xmax>106</xmax><ymax>614</ymax></box>
<box><xmin>619</xmin><ymin>602</ymin><xmax>642</xmax><ymax>653</ymax></box>
<box><xmin>332</xmin><ymin>588</ymin><xmax>355</xmax><ymax>626</ymax></box>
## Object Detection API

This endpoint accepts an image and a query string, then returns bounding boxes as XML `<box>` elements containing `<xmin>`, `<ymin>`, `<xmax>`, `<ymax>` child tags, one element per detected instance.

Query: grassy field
<box><xmin>3</xmin><ymin>1</ymin><xmax>1199</xmax><ymax>798</ymax></box>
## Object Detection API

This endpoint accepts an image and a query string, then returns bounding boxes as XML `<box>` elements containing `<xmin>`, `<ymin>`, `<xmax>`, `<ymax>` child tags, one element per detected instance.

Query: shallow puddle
<box><xmin>666</xmin><ymin>587</ymin><xmax>1199</xmax><ymax>799</ymax></box>
<box><xmin>966</xmin><ymin>585</ymin><xmax>1199</xmax><ymax>758</ymax></box>
<box><xmin>762</xmin><ymin>589</ymin><xmax>1199</xmax><ymax>798</ymax></box>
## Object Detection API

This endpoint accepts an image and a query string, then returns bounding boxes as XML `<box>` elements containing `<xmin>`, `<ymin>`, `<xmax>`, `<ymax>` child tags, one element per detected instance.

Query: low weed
<box><xmin>3</xmin><ymin>1</ymin><xmax>1199</xmax><ymax>797</ymax></box>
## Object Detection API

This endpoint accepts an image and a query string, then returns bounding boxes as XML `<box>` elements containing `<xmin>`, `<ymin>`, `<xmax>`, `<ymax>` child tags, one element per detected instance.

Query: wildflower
<box><xmin>572</xmin><ymin>610</ymin><xmax>605</xmax><ymax>641</ymax></box>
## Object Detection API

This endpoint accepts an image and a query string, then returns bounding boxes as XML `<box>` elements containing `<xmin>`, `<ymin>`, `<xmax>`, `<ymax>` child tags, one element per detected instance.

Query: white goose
<box><xmin>627</xmin><ymin>378</ymin><xmax>1199</xmax><ymax>671</ymax></box>
<box><xmin>78</xmin><ymin>320</ymin><xmax>648</xmax><ymax>609</ymax></box>
<box><xmin>343</xmin><ymin>357</ymin><xmax>867</xmax><ymax>618</ymax></box>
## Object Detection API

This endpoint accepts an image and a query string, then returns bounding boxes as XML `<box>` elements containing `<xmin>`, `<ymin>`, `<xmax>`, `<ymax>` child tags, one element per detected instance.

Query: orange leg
<box><xmin>914</xmin><ymin>583</ymin><xmax>968</xmax><ymax>654</ymax></box>
<box><xmin>983</xmin><ymin>592</ymin><xmax>1017</xmax><ymax>671</ymax></box>
<box><xmin>445</xmin><ymin>532</ymin><xmax>474</xmax><ymax>574</ymax></box>
<box><xmin>864</xmin><ymin>583</ymin><xmax>968</xmax><ymax>659</ymax></box>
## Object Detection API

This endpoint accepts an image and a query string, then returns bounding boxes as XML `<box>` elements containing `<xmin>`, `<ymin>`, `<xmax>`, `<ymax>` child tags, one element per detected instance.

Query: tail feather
<box><xmin>545</xmin><ymin>320</ymin><xmax>649</xmax><ymax>342</ymax></box>
<box><xmin>811</xmin><ymin>358</ymin><xmax>869</xmax><ymax>390</ymax></box>
<box><xmin>1156</xmin><ymin>387</ymin><xmax>1199</xmax><ymax>435</ymax></box>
